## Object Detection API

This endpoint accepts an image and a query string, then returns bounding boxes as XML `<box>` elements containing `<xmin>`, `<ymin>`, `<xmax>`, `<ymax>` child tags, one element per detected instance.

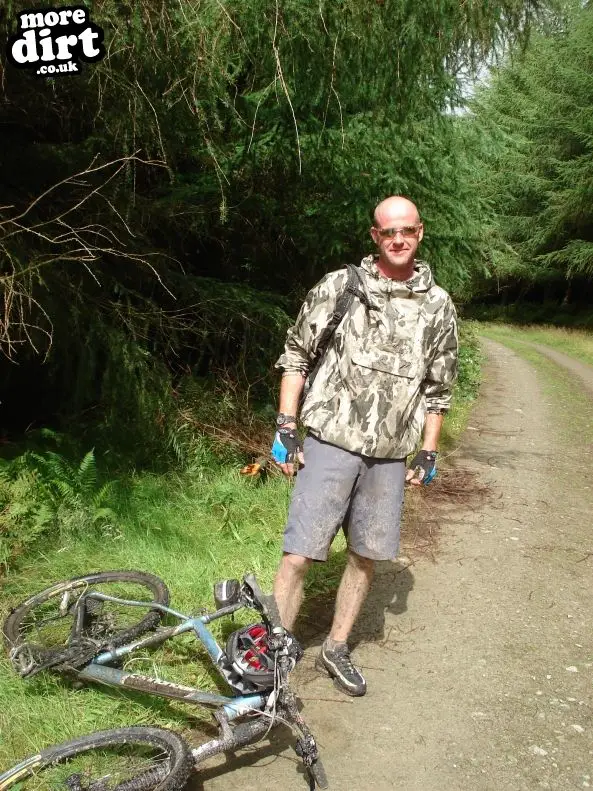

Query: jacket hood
<box><xmin>359</xmin><ymin>254</ymin><xmax>434</xmax><ymax>294</ymax></box>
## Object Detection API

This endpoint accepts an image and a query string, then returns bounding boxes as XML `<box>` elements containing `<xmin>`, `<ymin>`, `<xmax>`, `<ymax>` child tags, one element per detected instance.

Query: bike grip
<box><xmin>262</xmin><ymin>593</ymin><xmax>283</xmax><ymax>631</ymax></box>
<box><xmin>309</xmin><ymin>759</ymin><xmax>329</xmax><ymax>789</ymax></box>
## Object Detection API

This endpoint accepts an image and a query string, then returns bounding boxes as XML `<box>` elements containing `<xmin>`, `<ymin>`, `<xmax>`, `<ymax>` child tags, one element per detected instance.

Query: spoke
<box><xmin>22</xmin><ymin>750</ymin><xmax>171</xmax><ymax>791</ymax></box>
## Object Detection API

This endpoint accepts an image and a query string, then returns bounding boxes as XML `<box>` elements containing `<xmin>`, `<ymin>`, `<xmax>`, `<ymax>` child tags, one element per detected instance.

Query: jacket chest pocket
<box><xmin>351</xmin><ymin>345</ymin><xmax>418</xmax><ymax>381</ymax></box>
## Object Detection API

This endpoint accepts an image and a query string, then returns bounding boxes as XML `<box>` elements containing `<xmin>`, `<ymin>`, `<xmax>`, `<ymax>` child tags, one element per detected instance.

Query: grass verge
<box><xmin>478</xmin><ymin>322</ymin><xmax>593</xmax><ymax>367</ymax></box>
<box><xmin>479</xmin><ymin>323</ymin><xmax>593</xmax><ymax>449</ymax></box>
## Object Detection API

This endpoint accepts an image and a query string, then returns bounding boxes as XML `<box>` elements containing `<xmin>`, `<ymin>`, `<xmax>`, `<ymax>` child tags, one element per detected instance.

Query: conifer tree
<box><xmin>471</xmin><ymin>3</ymin><xmax>593</xmax><ymax>302</ymax></box>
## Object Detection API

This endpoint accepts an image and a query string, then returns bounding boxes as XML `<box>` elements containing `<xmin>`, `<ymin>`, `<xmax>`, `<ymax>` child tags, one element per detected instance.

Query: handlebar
<box><xmin>228</xmin><ymin>575</ymin><xmax>326</xmax><ymax>787</ymax></box>
<box><xmin>242</xmin><ymin>573</ymin><xmax>284</xmax><ymax>632</ymax></box>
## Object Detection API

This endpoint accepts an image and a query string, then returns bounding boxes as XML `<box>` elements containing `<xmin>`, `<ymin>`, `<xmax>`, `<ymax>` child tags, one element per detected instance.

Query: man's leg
<box><xmin>316</xmin><ymin>457</ymin><xmax>405</xmax><ymax>696</ymax></box>
<box><xmin>274</xmin><ymin>551</ymin><xmax>313</xmax><ymax>630</ymax></box>
<box><xmin>315</xmin><ymin>549</ymin><xmax>373</xmax><ymax>696</ymax></box>
<box><xmin>329</xmin><ymin>549</ymin><xmax>375</xmax><ymax>642</ymax></box>
<box><xmin>278</xmin><ymin>434</ymin><xmax>361</xmax><ymax>628</ymax></box>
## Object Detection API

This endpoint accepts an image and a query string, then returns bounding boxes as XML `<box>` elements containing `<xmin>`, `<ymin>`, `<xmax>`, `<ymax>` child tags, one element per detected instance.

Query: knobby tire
<box><xmin>0</xmin><ymin>727</ymin><xmax>193</xmax><ymax>791</ymax></box>
<box><xmin>3</xmin><ymin>571</ymin><xmax>170</xmax><ymax>672</ymax></box>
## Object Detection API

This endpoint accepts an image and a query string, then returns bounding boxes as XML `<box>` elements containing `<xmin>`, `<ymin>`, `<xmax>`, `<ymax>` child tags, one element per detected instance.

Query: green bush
<box><xmin>464</xmin><ymin>303</ymin><xmax>593</xmax><ymax>329</ymax></box>
<box><xmin>455</xmin><ymin>320</ymin><xmax>483</xmax><ymax>403</ymax></box>
<box><xmin>0</xmin><ymin>447</ymin><xmax>120</xmax><ymax>569</ymax></box>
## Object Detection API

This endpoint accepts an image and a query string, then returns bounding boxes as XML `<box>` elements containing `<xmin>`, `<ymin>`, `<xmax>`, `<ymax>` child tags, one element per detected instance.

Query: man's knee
<box><xmin>279</xmin><ymin>552</ymin><xmax>313</xmax><ymax>577</ymax></box>
<box><xmin>347</xmin><ymin>549</ymin><xmax>375</xmax><ymax>572</ymax></box>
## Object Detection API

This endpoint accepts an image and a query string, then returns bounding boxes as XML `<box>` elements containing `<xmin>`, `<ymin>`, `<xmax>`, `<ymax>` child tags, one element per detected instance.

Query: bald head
<box><xmin>373</xmin><ymin>196</ymin><xmax>420</xmax><ymax>227</ymax></box>
<box><xmin>370</xmin><ymin>195</ymin><xmax>424</xmax><ymax>280</ymax></box>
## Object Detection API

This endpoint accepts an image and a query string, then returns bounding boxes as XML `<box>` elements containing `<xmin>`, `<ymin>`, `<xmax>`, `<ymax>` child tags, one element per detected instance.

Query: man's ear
<box><xmin>417</xmin><ymin>224</ymin><xmax>424</xmax><ymax>243</ymax></box>
<box><xmin>370</xmin><ymin>226</ymin><xmax>379</xmax><ymax>245</ymax></box>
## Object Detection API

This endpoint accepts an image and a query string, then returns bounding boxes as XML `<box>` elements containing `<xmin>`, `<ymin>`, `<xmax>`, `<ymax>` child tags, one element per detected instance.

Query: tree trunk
<box><xmin>561</xmin><ymin>279</ymin><xmax>572</xmax><ymax>306</ymax></box>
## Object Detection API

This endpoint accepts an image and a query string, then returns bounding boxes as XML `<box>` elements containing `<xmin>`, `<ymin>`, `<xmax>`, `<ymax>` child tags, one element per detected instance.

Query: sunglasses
<box><xmin>375</xmin><ymin>224</ymin><xmax>421</xmax><ymax>239</ymax></box>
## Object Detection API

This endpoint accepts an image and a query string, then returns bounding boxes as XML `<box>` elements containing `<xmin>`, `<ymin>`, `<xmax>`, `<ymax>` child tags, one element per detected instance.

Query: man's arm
<box><xmin>274</xmin><ymin>270</ymin><xmax>346</xmax><ymax>378</ymax></box>
<box><xmin>275</xmin><ymin>373</ymin><xmax>306</xmax><ymax>476</ymax></box>
<box><xmin>421</xmin><ymin>412</ymin><xmax>444</xmax><ymax>452</ymax></box>
<box><xmin>421</xmin><ymin>297</ymin><xmax>459</xmax><ymax>414</ymax></box>
<box><xmin>278</xmin><ymin>373</ymin><xmax>306</xmax><ymax>426</ymax></box>
<box><xmin>408</xmin><ymin>297</ymin><xmax>458</xmax><ymax>485</ymax></box>
<box><xmin>406</xmin><ymin>413</ymin><xmax>444</xmax><ymax>485</ymax></box>
<box><xmin>272</xmin><ymin>271</ymin><xmax>346</xmax><ymax>476</ymax></box>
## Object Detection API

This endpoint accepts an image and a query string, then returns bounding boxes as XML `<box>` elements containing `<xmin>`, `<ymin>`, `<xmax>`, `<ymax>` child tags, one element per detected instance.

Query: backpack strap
<box><xmin>344</xmin><ymin>263</ymin><xmax>374</xmax><ymax>310</ymax></box>
<box><xmin>305</xmin><ymin>264</ymin><xmax>374</xmax><ymax>393</ymax></box>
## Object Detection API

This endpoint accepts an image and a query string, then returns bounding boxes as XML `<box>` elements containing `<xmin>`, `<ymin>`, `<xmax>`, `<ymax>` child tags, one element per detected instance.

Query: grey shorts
<box><xmin>283</xmin><ymin>433</ymin><xmax>406</xmax><ymax>562</ymax></box>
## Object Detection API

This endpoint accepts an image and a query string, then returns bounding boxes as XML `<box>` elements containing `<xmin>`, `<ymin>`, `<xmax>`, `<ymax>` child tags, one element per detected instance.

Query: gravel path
<box><xmin>200</xmin><ymin>338</ymin><xmax>593</xmax><ymax>791</ymax></box>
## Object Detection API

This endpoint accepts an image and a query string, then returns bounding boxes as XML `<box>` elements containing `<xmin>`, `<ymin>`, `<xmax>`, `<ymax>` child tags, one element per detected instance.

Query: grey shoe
<box><xmin>315</xmin><ymin>643</ymin><xmax>367</xmax><ymax>696</ymax></box>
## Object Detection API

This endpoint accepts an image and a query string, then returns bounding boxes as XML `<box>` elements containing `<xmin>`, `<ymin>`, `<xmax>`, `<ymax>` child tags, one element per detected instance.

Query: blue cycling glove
<box><xmin>408</xmin><ymin>450</ymin><xmax>437</xmax><ymax>485</ymax></box>
<box><xmin>271</xmin><ymin>428</ymin><xmax>302</xmax><ymax>465</ymax></box>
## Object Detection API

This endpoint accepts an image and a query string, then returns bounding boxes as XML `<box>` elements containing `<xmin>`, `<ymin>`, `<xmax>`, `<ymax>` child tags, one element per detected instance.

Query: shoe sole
<box><xmin>314</xmin><ymin>654</ymin><xmax>366</xmax><ymax>697</ymax></box>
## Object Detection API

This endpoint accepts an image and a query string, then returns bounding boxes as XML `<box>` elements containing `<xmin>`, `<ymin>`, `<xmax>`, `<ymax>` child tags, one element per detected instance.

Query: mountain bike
<box><xmin>1</xmin><ymin>570</ymin><xmax>327</xmax><ymax>790</ymax></box>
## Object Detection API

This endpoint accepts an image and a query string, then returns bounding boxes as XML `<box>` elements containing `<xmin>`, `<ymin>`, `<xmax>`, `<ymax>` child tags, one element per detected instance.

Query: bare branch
<box><xmin>0</xmin><ymin>154</ymin><xmax>174</xmax><ymax>358</ymax></box>
<box><xmin>272</xmin><ymin>0</ymin><xmax>302</xmax><ymax>175</ymax></box>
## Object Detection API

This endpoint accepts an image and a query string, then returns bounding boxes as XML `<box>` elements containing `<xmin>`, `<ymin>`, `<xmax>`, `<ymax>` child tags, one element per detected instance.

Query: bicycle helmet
<box><xmin>225</xmin><ymin>623</ymin><xmax>276</xmax><ymax>690</ymax></box>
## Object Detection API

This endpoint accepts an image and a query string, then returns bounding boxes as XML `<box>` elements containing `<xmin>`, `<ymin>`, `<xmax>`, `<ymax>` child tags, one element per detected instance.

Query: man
<box><xmin>271</xmin><ymin>196</ymin><xmax>458</xmax><ymax>696</ymax></box>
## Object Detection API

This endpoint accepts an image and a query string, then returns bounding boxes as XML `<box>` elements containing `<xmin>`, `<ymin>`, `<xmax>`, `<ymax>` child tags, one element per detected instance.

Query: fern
<box><xmin>0</xmin><ymin>447</ymin><xmax>123</xmax><ymax>569</ymax></box>
<box><xmin>92</xmin><ymin>481</ymin><xmax>116</xmax><ymax>509</ymax></box>
<box><xmin>78</xmin><ymin>451</ymin><xmax>98</xmax><ymax>499</ymax></box>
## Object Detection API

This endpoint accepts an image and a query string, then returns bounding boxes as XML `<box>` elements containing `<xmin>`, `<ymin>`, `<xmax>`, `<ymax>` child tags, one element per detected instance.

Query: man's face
<box><xmin>370</xmin><ymin>204</ymin><xmax>423</xmax><ymax>275</ymax></box>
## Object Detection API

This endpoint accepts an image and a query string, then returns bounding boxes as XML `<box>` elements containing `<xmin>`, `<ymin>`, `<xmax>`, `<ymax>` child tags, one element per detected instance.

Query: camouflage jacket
<box><xmin>275</xmin><ymin>255</ymin><xmax>458</xmax><ymax>458</ymax></box>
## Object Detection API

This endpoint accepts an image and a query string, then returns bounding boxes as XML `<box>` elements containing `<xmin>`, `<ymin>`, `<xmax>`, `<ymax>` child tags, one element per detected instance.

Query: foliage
<box><xmin>455</xmin><ymin>321</ymin><xmax>483</xmax><ymax>404</ymax></box>
<box><xmin>469</xmin><ymin>3</ymin><xmax>593</xmax><ymax>302</ymax></box>
<box><xmin>0</xmin><ymin>0</ymin><xmax>548</xmax><ymax>337</ymax></box>
<box><xmin>0</xmin><ymin>447</ymin><xmax>120</xmax><ymax>568</ymax></box>
<box><xmin>0</xmin><ymin>0</ymin><xmax>558</xmax><ymax>486</ymax></box>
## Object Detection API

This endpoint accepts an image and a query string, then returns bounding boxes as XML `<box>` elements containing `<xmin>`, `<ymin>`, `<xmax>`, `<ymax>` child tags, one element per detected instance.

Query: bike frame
<box><xmin>73</xmin><ymin>592</ymin><xmax>272</xmax><ymax>723</ymax></box>
<box><xmin>1</xmin><ymin>579</ymin><xmax>328</xmax><ymax>789</ymax></box>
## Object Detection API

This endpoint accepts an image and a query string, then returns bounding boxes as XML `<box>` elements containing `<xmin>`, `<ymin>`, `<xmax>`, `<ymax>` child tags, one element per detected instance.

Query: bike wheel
<box><xmin>0</xmin><ymin>727</ymin><xmax>192</xmax><ymax>791</ymax></box>
<box><xmin>4</xmin><ymin>571</ymin><xmax>170</xmax><ymax>673</ymax></box>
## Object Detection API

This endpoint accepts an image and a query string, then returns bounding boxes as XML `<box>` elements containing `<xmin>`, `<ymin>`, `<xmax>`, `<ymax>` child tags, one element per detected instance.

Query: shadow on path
<box><xmin>295</xmin><ymin>554</ymin><xmax>415</xmax><ymax>651</ymax></box>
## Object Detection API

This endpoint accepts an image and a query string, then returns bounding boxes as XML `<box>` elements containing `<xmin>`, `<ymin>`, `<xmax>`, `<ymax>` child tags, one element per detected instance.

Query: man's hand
<box><xmin>406</xmin><ymin>450</ymin><xmax>438</xmax><ymax>486</ymax></box>
<box><xmin>271</xmin><ymin>427</ymin><xmax>304</xmax><ymax>477</ymax></box>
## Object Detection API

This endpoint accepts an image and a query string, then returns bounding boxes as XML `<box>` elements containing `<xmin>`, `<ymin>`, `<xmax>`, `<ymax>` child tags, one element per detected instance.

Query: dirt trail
<box><xmin>525</xmin><ymin>340</ymin><xmax>593</xmax><ymax>397</ymax></box>
<box><xmin>200</xmin><ymin>338</ymin><xmax>593</xmax><ymax>791</ymax></box>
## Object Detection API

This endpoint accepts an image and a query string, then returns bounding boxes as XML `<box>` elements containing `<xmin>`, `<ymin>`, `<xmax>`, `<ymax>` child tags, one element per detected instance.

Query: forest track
<box><xmin>196</xmin><ymin>337</ymin><xmax>593</xmax><ymax>791</ymax></box>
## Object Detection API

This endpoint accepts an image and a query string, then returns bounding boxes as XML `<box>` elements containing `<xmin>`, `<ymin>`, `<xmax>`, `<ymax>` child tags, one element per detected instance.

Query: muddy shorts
<box><xmin>283</xmin><ymin>433</ymin><xmax>406</xmax><ymax>561</ymax></box>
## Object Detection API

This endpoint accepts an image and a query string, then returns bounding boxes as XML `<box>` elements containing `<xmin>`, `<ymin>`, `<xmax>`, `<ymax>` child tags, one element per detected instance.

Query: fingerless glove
<box><xmin>408</xmin><ymin>450</ymin><xmax>438</xmax><ymax>484</ymax></box>
<box><xmin>271</xmin><ymin>428</ymin><xmax>302</xmax><ymax>465</ymax></box>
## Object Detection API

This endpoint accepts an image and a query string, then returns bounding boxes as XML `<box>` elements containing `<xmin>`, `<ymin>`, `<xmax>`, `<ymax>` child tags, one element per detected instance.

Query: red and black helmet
<box><xmin>225</xmin><ymin>623</ymin><xmax>276</xmax><ymax>690</ymax></box>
